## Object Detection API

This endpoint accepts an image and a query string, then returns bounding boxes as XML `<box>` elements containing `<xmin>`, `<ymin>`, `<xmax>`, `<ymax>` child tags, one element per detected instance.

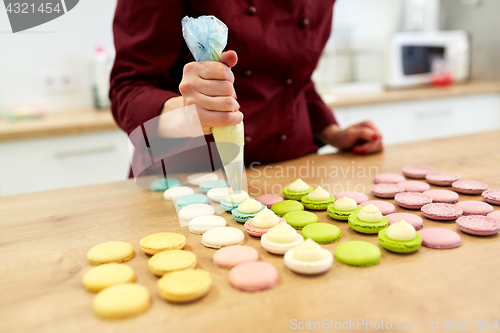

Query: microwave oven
<box><xmin>386</xmin><ymin>31</ymin><xmax>470</xmax><ymax>88</ymax></box>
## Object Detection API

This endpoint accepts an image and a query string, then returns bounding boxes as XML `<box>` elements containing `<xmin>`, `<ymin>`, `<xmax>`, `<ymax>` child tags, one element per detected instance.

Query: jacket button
<box><xmin>243</xmin><ymin>69</ymin><xmax>253</xmax><ymax>77</ymax></box>
<box><xmin>299</xmin><ymin>18</ymin><xmax>310</xmax><ymax>29</ymax></box>
<box><xmin>285</xmin><ymin>78</ymin><xmax>293</xmax><ymax>86</ymax></box>
<box><xmin>246</xmin><ymin>6</ymin><xmax>257</xmax><ymax>15</ymax></box>
<box><xmin>280</xmin><ymin>134</ymin><xmax>288</xmax><ymax>142</ymax></box>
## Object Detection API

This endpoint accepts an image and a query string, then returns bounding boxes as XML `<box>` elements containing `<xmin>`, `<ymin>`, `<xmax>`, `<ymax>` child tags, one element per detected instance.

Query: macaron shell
<box><xmin>176</xmin><ymin>194</ymin><xmax>209</xmax><ymax>209</ymax></box>
<box><xmin>397</xmin><ymin>181</ymin><xmax>431</xmax><ymax>192</ymax></box>
<box><xmin>150</xmin><ymin>178</ymin><xmax>180</xmax><ymax>192</ymax></box>
<box><xmin>244</xmin><ymin>219</ymin><xmax>286</xmax><ymax>237</ymax></box>
<box><xmin>300</xmin><ymin>195</ymin><xmax>336</xmax><ymax>210</ymax></box>
<box><xmin>201</xmin><ymin>227</ymin><xmax>245</xmax><ymax>249</ymax></box>
<box><xmin>260</xmin><ymin>233</ymin><xmax>304</xmax><ymax>255</ymax></box>
<box><xmin>188</xmin><ymin>215</ymin><xmax>227</xmax><ymax>234</ymax></box>
<box><xmin>255</xmin><ymin>194</ymin><xmax>284</xmax><ymax>208</ymax></box>
<box><xmin>456</xmin><ymin>201</ymin><xmax>494</xmax><ymax>216</ymax></box>
<box><xmin>423</xmin><ymin>189</ymin><xmax>459</xmax><ymax>204</ymax></box>
<box><xmin>373</xmin><ymin>173</ymin><xmax>405</xmax><ymax>184</ymax></box>
<box><xmin>271</xmin><ymin>200</ymin><xmax>304</xmax><ymax>217</ymax></box>
<box><xmin>348</xmin><ymin>214</ymin><xmax>389</xmax><ymax>234</ymax></box>
<box><xmin>360</xmin><ymin>200</ymin><xmax>396</xmax><ymax>215</ymax></box>
<box><xmin>487</xmin><ymin>210</ymin><xmax>500</xmax><ymax>222</ymax></box>
<box><xmin>301</xmin><ymin>223</ymin><xmax>342</xmax><ymax>244</ymax></box>
<box><xmin>93</xmin><ymin>283</ymin><xmax>150</xmax><ymax>319</ymax></box>
<box><xmin>187</xmin><ymin>172</ymin><xmax>218</xmax><ymax>186</ymax></box>
<box><xmin>334</xmin><ymin>191</ymin><xmax>369</xmax><ymax>204</ymax></box>
<box><xmin>418</xmin><ymin>228</ymin><xmax>462</xmax><ymax>249</ymax></box>
<box><xmin>425</xmin><ymin>172</ymin><xmax>461</xmax><ymax>186</ymax></box>
<box><xmin>334</xmin><ymin>241</ymin><xmax>381</xmax><ymax>267</ymax></box>
<box><xmin>231</xmin><ymin>205</ymin><xmax>265</xmax><ymax>223</ymax></box>
<box><xmin>179</xmin><ymin>203</ymin><xmax>215</xmax><ymax>222</ymax></box>
<box><xmin>402</xmin><ymin>166</ymin><xmax>436</xmax><ymax>179</ymax></box>
<box><xmin>452</xmin><ymin>180</ymin><xmax>488</xmax><ymax>195</ymax></box>
<box><xmin>87</xmin><ymin>241</ymin><xmax>135</xmax><ymax>265</ymax></box>
<box><xmin>199</xmin><ymin>179</ymin><xmax>229</xmax><ymax>193</ymax></box>
<box><xmin>157</xmin><ymin>269</ymin><xmax>212</xmax><ymax>303</ymax></box>
<box><xmin>284</xmin><ymin>249</ymin><xmax>333</xmax><ymax>275</ymax></box>
<box><xmin>228</xmin><ymin>261</ymin><xmax>279</xmax><ymax>292</ymax></box>
<box><xmin>213</xmin><ymin>245</ymin><xmax>259</xmax><ymax>269</ymax></box>
<box><xmin>378</xmin><ymin>229</ymin><xmax>422</xmax><ymax>253</ymax></box>
<box><xmin>482</xmin><ymin>189</ymin><xmax>500</xmax><ymax>205</ymax></box>
<box><xmin>327</xmin><ymin>205</ymin><xmax>360</xmax><ymax>221</ymax></box>
<box><xmin>163</xmin><ymin>186</ymin><xmax>195</xmax><ymax>201</ymax></box>
<box><xmin>370</xmin><ymin>184</ymin><xmax>405</xmax><ymax>199</ymax></box>
<box><xmin>283</xmin><ymin>210</ymin><xmax>319</xmax><ymax>229</ymax></box>
<box><xmin>394</xmin><ymin>192</ymin><xmax>433</xmax><ymax>209</ymax></box>
<box><xmin>140</xmin><ymin>233</ymin><xmax>186</xmax><ymax>255</ymax></box>
<box><xmin>283</xmin><ymin>185</ymin><xmax>314</xmax><ymax>200</ymax></box>
<box><xmin>456</xmin><ymin>215</ymin><xmax>500</xmax><ymax>236</ymax></box>
<box><xmin>386</xmin><ymin>212</ymin><xmax>424</xmax><ymax>230</ymax></box>
<box><xmin>207</xmin><ymin>187</ymin><xmax>231</xmax><ymax>202</ymax></box>
<box><xmin>421</xmin><ymin>203</ymin><xmax>463</xmax><ymax>221</ymax></box>
<box><xmin>82</xmin><ymin>264</ymin><xmax>136</xmax><ymax>292</ymax></box>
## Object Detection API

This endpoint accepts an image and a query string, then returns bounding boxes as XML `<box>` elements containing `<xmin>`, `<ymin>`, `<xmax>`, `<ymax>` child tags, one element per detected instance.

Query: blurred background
<box><xmin>0</xmin><ymin>0</ymin><xmax>499</xmax><ymax>196</ymax></box>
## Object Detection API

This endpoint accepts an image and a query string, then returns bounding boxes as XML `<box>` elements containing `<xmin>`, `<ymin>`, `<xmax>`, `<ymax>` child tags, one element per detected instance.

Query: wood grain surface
<box><xmin>1</xmin><ymin>131</ymin><xmax>500</xmax><ymax>333</ymax></box>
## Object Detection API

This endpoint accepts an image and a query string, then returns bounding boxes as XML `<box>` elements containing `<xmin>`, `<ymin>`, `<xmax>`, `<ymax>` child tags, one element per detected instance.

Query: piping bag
<box><xmin>182</xmin><ymin>16</ymin><xmax>245</xmax><ymax>193</ymax></box>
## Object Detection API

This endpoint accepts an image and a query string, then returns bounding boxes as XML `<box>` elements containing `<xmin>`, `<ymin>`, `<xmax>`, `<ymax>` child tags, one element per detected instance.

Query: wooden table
<box><xmin>2</xmin><ymin>131</ymin><xmax>500</xmax><ymax>333</ymax></box>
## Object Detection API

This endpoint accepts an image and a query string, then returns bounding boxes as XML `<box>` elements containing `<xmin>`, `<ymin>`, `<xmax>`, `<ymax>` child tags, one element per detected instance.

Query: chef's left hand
<box><xmin>318</xmin><ymin>121</ymin><xmax>384</xmax><ymax>154</ymax></box>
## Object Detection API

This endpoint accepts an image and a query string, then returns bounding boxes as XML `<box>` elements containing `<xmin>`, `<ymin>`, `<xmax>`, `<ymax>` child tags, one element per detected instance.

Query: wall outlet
<box><xmin>41</xmin><ymin>69</ymin><xmax>78</xmax><ymax>95</ymax></box>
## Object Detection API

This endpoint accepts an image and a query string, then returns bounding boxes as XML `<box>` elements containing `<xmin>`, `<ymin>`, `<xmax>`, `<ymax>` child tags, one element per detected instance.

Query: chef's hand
<box><xmin>169</xmin><ymin>50</ymin><xmax>243</xmax><ymax>135</ymax></box>
<box><xmin>318</xmin><ymin>121</ymin><xmax>384</xmax><ymax>154</ymax></box>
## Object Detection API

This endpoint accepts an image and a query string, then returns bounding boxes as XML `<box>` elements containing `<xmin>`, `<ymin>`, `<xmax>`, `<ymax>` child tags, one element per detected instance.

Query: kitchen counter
<box><xmin>2</xmin><ymin>130</ymin><xmax>500</xmax><ymax>333</ymax></box>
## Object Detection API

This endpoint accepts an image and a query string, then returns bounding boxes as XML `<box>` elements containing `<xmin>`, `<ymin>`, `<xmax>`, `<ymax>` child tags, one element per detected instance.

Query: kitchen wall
<box><xmin>441</xmin><ymin>0</ymin><xmax>500</xmax><ymax>80</ymax></box>
<box><xmin>0</xmin><ymin>0</ymin><xmax>117</xmax><ymax>113</ymax></box>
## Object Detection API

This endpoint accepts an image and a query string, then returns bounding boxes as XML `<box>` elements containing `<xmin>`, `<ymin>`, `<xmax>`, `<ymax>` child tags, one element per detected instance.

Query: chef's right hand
<box><xmin>179</xmin><ymin>50</ymin><xmax>243</xmax><ymax>135</ymax></box>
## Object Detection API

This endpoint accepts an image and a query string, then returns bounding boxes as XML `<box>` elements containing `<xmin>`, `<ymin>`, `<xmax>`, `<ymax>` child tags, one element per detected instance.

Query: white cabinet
<box><xmin>0</xmin><ymin>130</ymin><xmax>130</xmax><ymax>196</ymax></box>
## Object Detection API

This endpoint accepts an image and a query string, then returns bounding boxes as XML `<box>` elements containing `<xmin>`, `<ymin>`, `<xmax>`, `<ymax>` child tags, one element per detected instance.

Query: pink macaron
<box><xmin>425</xmin><ymin>172</ymin><xmax>461</xmax><ymax>186</ymax></box>
<box><xmin>334</xmin><ymin>191</ymin><xmax>369</xmax><ymax>204</ymax></box>
<box><xmin>395</xmin><ymin>192</ymin><xmax>433</xmax><ymax>209</ymax></box>
<box><xmin>418</xmin><ymin>228</ymin><xmax>462</xmax><ymax>249</ymax></box>
<box><xmin>421</xmin><ymin>203</ymin><xmax>463</xmax><ymax>221</ymax></box>
<box><xmin>370</xmin><ymin>184</ymin><xmax>404</xmax><ymax>199</ymax></box>
<box><xmin>244</xmin><ymin>218</ymin><xmax>286</xmax><ymax>237</ymax></box>
<box><xmin>423</xmin><ymin>189</ymin><xmax>459</xmax><ymax>204</ymax></box>
<box><xmin>229</xmin><ymin>261</ymin><xmax>279</xmax><ymax>292</ymax></box>
<box><xmin>373</xmin><ymin>173</ymin><xmax>405</xmax><ymax>184</ymax></box>
<box><xmin>360</xmin><ymin>200</ymin><xmax>396</xmax><ymax>215</ymax></box>
<box><xmin>452</xmin><ymin>180</ymin><xmax>488</xmax><ymax>195</ymax></box>
<box><xmin>255</xmin><ymin>194</ymin><xmax>284</xmax><ymax>209</ymax></box>
<box><xmin>482</xmin><ymin>189</ymin><xmax>500</xmax><ymax>205</ymax></box>
<box><xmin>456</xmin><ymin>215</ymin><xmax>500</xmax><ymax>236</ymax></box>
<box><xmin>213</xmin><ymin>245</ymin><xmax>259</xmax><ymax>269</ymax></box>
<box><xmin>397</xmin><ymin>181</ymin><xmax>431</xmax><ymax>193</ymax></box>
<box><xmin>487</xmin><ymin>211</ymin><xmax>500</xmax><ymax>222</ymax></box>
<box><xmin>402</xmin><ymin>166</ymin><xmax>436</xmax><ymax>179</ymax></box>
<box><xmin>386</xmin><ymin>212</ymin><xmax>424</xmax><ymax>230</ymax></box>
<box><xmin>456</xmin><ymin>201</ymin><xmax>494</xmax><ymax>216</ymax></box>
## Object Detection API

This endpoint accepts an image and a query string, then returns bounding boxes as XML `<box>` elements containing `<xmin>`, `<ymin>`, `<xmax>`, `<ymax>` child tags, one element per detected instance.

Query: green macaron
<box><xmin>378</xmin><ymin>229</ymin><xmax>422</xmax><ymax>253</ymax></box>
<box><xmin>348</xmin><ymin>212</ymin><xmax>388</xmax><ymax>234</ymax></box>
<box><xmin>334</xmin><ymin>241</ymin><xmax>381</xmax><ymax>267</ymax></box>
<box><xmin>327</xmin><ymin>205</ymin><xmax>361</xmax><ymax>221</ymax></box>
<box><xmin>150</xmin><ymin>178</ymin><xmax>180</xmax><ymax>192</ymax></box>
<box><xmin>283</xmin><ymin>186</ymin><xmax>314</xmax><ymax>200</ymax></box>
<box><xmin>283</xmin><ymin>211</ymin><xmax>319</xmax><ymax>230</ymax></box>
<box><xmin>301</xmin><ymin>223</ymin><xmax>342</xmax><ymax>244</ymax></box>
<box><xmin>301</xmin><ymin>195</ymin><xmax>335</xmax><ymax>211</ymax></box>
<box><xmin>231</xmin><ymin>205</ymin><xmax>265</xmax><ymax>223</ymax></box>
<box><xmin>271</xmin><ymin>200</ymin><xmax>304</xmax><ymax>217</ymax></box>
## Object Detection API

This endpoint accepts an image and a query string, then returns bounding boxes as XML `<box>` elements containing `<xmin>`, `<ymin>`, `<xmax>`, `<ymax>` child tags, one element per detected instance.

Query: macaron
<box><xmin>394</xmin><ymin>192</ymin><xmax>433</xmax><ymax>209</ymax></box>
<box><xmin>456</xmin><ymin>215</ymin><xmax>500</xmax><ymax>236</ymax></box>
<box><xmin>260</xmin><ymin>223</ymin><xmax>304</xmax><ymax>255</ymax></box>
<box><xmin>386</xmin><ymin>212</ymin><xmax>424</xmax><ymax>230</ymax></box>
<box><xmin>373</xmin><ymin>173</ymin><xmax>405</xmax><ymax>184</ymax></box>
<box><xmin>140</xmin><ymin>232</ymin><xmax>186</xmax><ymax>255</ymax></box>
<box><xmin>348</xmin><ymin>204</ymin><xmax>389</xmax><ymax>234</ymax></box>
<box><xmin>163</xmin><ymin>186</ymin><xmax>195</xmax><ymax>201</ymax></box>
<box><xmin>244</xmin><ymin>209</ymin><xmax>286</xmax><ymax>237</ymax></box>
<box><xmin>206</xmin><ymin>187</ymin><xmax>231</xmax><ymax>202</ymax></box>
<box><xmin>82</xmin><ymin>264</ymin><xmax>135</xmax><ymax>292</ymax></box>
<box><xmin>157</xmin><ymin>268</ymin><xmax>212</xmax><ymax>303</ymax></box>
<box><xmin>213</xmin><ymin>245</ymin><xmax>259</xmax><ymax>269</ymax></box>
<box><xmin>199</xmin><ymin>179</ymin><xmax>229</xmax><ymax>193</ymax></box>
<box><xmin>421</xmin><ymin>203</ymin><xmax>463</xmax><ymax>221</ymax></box>
<box><xmin>301</xmin><ymin>223</ymin><xmax>342</xmax><ymax>244</ymax></box>
<box><xmin>188</xmin><ymin>215</ymin><xmax>227</xmax><ymax>234</ymax></box>
<box><xmin>87</xmin><ymin>241</ymin><xmax>135</xmax><ymax>265</ymax></box>
<box><xmin>378</xmin><ymin>221</ymin><xmax>422</xmax><ymax>253</ymax></box>
<box><xmin>176</xmin><ymin>194</ymin><xmax>209</xmax><ymax>209</ymax></box>
<box><xmin>150</xmin><ymin>178</ymin><xmax>180</xmax><ymax>192</ymax></box>
<box><xmin>452</xmin><ymin>180</ymin><xmax>488</xmax><ymax>195</ymax></box>
<box><xmin>425</xmin><ymin>172</ymin><xmax>461</xmax><ymax>186</ymax></box>
<box><xmin>482</xmin><ymin>189</ymin><xmax>500</xmax><ymax>205</ymax></box>
<box><xmin>255</xmin><ymin>194</ymin><xmax>284</xmax><ymax>208</ymax></box>
<box><xmin>487</xmin><ymin>210</ymin><xmax>500</xmax><ymax>222</ymax></box>
<box><xmin>220</xmin><ymin>191</ymin><xmax>250</xmax><ymax>211</ymax></box>
<box><xmin>334</xmin><ymin>241</ymin><xmax>381</xmax><ymax>267</ymax></box>
<box><xmin>201</xmin><ymin>227</ymin><xmax>245</xmax><ymax>249</ymax></box>
<box><xmin>283</xmin><ymin>179</ymin><xmax>314</xmax><ymax>200</ymax></box>
<box><xmin>402</xmin><ymin>165</ymin><xmax>436</xmax><ymax>179</ymax></box>
<box><xmin>231</xmin><ymin>198</ymin><xmax>265</xmax><ymax>223</ymax></box>
<box><xmin>397</xmin><ymin>180</ymin><xmax>430</xmax><ymax>193</ymax></box>
<box><xmin>229</xmin><ymin>261</ymin><xmax>279</xmax><ymax>292</ymax></box>
<box><xmin>300</xmin><ymin>186</ymin><xmax>335</xmax><ymax>210</ymax></box>
<box><xmin>187</xmin><ymin>172</ymin><xmax>218</xmax><ymax>186</ymax></box>
<box><xmin>360</xmin><ymin>200</ymin><xmax>396</xmax><ymax>215</ymax></box>
<box><xmin>370</xmin><ymin>183</ymin><xmax>405</xmax><ymax>199</ymax></box>
<box><xmin>456</xmin><ymin>201</ymin><xmax>494</xmax><ymax>216</ymax></box>
<box><xmin>423</xmin><ymin>189</ymin><xmax>459</xmax><ymax>204</ymax></box>
<box><xmin>271</xmin><ymin>200</ymin><xmax>304</xmax><ymax>217</ymax></box>
<box><xmin>418</xmin><ymin>228</ymin><xmax>462</xmax><ymax>249</ymax></box>
<box><xmin>334</xmin><ymin>191</ymin><xmax>369</xmax><ymax>204</ymax></box>
<box><xmin>179</xmin><ymin>203</ymin><xmax>215</xmax><ymax>222</ymax></box>
<box><xmin>148</xmin><ymin>250</ymin><xmax>197</xmax><ymax>276</ymax></box>
<box><xmin>284</xmin><ymin>238</ymin><xmax>333</xmax><ymax>275</ymax></box>
<box><xmin>93</xmin><ymin>283</ymin><xmax>150</xmax><ymax>319</ymax></box>
<box><xmin>283</xmin><ymin>210</ymin><xmax>319</xmax><ymax>229</ymax></box>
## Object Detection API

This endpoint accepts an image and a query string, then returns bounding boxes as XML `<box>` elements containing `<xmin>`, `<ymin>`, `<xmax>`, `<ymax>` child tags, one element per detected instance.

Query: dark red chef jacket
<box><xmin>110</xmin><ymin>0</ymin><xmax>337</xmax><ymax>177</ymax></box>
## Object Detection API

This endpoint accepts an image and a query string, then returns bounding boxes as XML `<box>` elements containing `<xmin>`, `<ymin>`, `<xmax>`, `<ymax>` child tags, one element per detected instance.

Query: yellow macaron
<box><xmin>92</xmin><ymin>283</ymin><xmax>150</xmax><ymax>319</ymax></box>
<box><xmin>140</xmin><ymin>233</ymin><xmax>186</xmax><ymax>255</ymax></box>
<box><xmin>157</xmin><ymin>269</ymin><xmax>212</xmax><ymax>303</ymax></box>
<box><xmin>87</xmin><ymin>241</ymin><xmax>135</xmax><ymax>265</ymax></box>
<box><xmin>82</xmin><ymin>263</ymin><xmax>136</xmax><ymax>292</ymax></box>
<box><xmin>148</xmin><ymin>250</ymin><xmax>196</xmax><ymax>276</ymax></box>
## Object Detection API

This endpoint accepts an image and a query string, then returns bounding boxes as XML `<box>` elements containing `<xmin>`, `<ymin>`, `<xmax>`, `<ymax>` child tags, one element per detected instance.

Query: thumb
<box><xmin>221</xmin><ymin>50</ymin><xmax>238</xmax><ymax>68</ymax></box>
